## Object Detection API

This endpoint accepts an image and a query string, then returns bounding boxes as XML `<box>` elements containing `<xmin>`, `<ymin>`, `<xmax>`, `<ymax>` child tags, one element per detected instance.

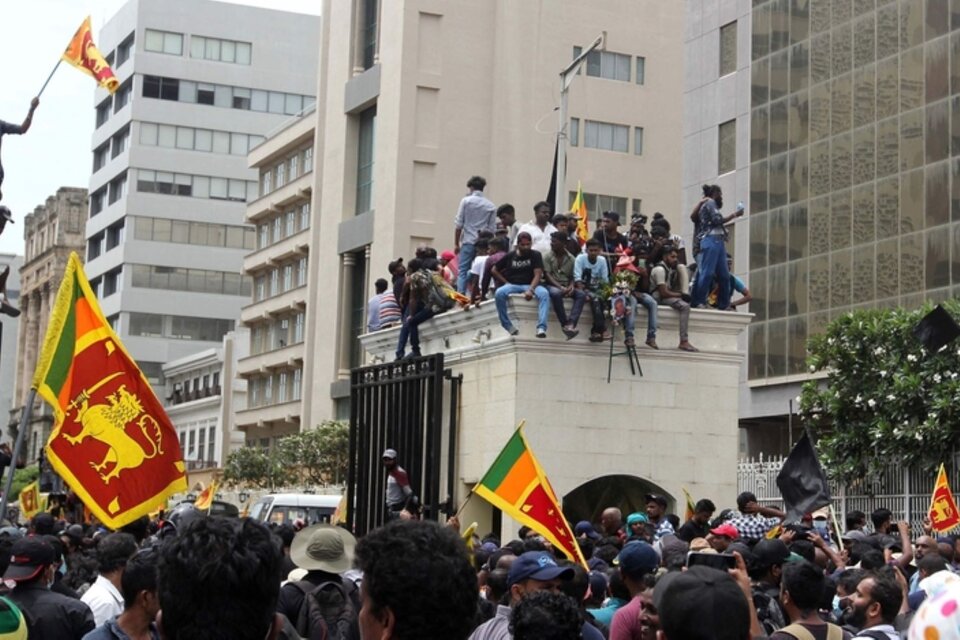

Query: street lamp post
<box><xmin>555</xmin><ymin>32</ymin><xmax>605</xmax><ymax>216</ymax></box>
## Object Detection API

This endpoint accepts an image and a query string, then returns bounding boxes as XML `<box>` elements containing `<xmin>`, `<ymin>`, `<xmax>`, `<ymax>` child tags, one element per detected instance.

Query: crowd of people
<box><xmin>365</xmin><ymin>177</ymin><xmax>752</xmax><ymax>359</ymax></box>
<box><xmin>4</xmin><ymin>489</ymin><xmax>960</xmax><ymax>640</ymax></box>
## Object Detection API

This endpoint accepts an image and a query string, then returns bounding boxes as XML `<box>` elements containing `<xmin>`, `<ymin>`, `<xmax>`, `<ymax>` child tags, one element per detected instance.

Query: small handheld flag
<box><xmin>682</xmin><ymin>487</ymin><xmax>696</xmax><ymax>522</ymax></box>
<box><xmin>194</xmin><ymin>480</ymin><xmax>218</xmax><ymax>511</ymax></box>
<box><xmin>929</xmin><ymin>464</ymin><xmax>960</xmax><ymax>532</ymax></box>
<box><xmin>62</xmin><ymin>17</ymin><xmax>120</xmax><ymax>94</ymax></box>
<box><xmin>569</xmin><ymin>182</ymin><xmax>589</xmax><ymax>245</ymax></box>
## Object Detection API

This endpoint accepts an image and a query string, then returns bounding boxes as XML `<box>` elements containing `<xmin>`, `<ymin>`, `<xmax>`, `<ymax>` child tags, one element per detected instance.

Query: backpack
<box><xmin>752</xmin><ymin>587</ymin><xmax>788</xmax><ymax>635</ymax></box>
<box><xmin>410</xmin><ymin>269</ymin><xmax>457</xmax><ymax>313</ymax></box>
<box><xmin>780</xmin><ymin>623</ymin><xmax>844</xmax><ymax>640</ymax></box>
<box><xmin>292</xmin><ymin>579</ymin><xmax>356</xmax><ymax>640</ymax></box>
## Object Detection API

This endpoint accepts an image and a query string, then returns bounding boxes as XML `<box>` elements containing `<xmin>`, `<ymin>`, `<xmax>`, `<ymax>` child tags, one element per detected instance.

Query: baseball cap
<box><xmin>574</xmin><ymin>520</ymin><xmax>600</xmax><ymax>541</ymax></box>
<box><xmin>0</xmin><ymin>527</ymin><xmax>21</xmax><ymax>540</ymax></box>
<box><xmin>381</xmin><ymin>448</ymin><xmax>397</xmax><ymax>460</ymax></box>
<box><xmin>615</xmin><ymin>541</ymin><xmax>659</xmax><ymax>578</ymax></box>
<box><xmin>3</xmin><ymin>537</ymin><xmax>54</xmax><ymax>582</ymax></box>
<box><xmin>644</xmin><ymin>494</ymin><xmax>668</xmax><ymax>508</ymax></box>
<box><xmin>507</xmin><ymin>551</ymin><xmax>575</xmax><ymax>586</ymax></box>
<box><xmin>710</xmin><ymin>523</ymin><xmax>739</xmax><ymax>539</ymax></box>
<box><xmin>841</xmin><ymin>530</ymin><xmax>868</xmax><ymax>542</ymax></box>
<box><xmin>752</xmin><ymin>539</ymin><xmax>790</xmax><ymax>568</ymax></box>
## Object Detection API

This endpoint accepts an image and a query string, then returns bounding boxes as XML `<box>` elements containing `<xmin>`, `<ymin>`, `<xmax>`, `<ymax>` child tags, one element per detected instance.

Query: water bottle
<box><xmin>736</xmin><ymin>201</ymin><xmax>745</xmax><ymax>213</ymax></box>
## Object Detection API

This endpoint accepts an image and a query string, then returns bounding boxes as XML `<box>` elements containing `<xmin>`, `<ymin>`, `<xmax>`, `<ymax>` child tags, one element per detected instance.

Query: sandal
<box><xmin>624</xmin><ymin>337</ymin><xmax>635</xmax><ymax>347</ymax></box>
<box><xmin>589</xmin><ymin>333</ymin><xmax>602</xmax><ymax>343</ymax></box>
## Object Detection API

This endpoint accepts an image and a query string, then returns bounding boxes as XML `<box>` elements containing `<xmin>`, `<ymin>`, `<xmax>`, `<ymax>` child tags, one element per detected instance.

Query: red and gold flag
<box><xmin>61</xmin><ymin>17</ymin><xmax>120</xmax><ymax>94</ymax></box>
<box><xmin>474</xmin><ymin>423</ymin><xmax>587</xmax><ymax>569</ymax></box>
<box><xmin>194</xmin><ymin>480</ymin><xmax>218</xmax><ymax>511</ymax></box>
<box><xmin>682</xmin><ymin>487</ymin><xmax>696</xmax><ymax>523</ymax></box>
<box><xmin>929</xmin><ymin>463</ymin><xmax>960</xmax><ymax>532</ymax></box>
<box><xmin>569</xmin><ymin>182</ymin><xmax>589</xmax><ymax>246</ymax></box>
<box><xmin>18</xmin><ymin>481</ymin><xmax>46</xmax><ymax>520</ymax></box>
<box><xmin>34</xmin><ymin>252</ymin><xmax>187</xmax><ymax>529</ymax></box>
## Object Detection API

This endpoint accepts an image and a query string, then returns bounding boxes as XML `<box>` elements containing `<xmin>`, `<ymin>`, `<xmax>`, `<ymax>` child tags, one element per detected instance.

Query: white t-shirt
<box><xmin>470</xmin><ymin>255</ymin><xmax>489</xmax><ymax>277</ymax></box>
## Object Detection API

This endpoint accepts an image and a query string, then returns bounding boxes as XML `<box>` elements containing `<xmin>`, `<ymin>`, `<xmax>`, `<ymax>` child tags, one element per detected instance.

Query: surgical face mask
<box><xmin>813</xmin><ymin>520</ymin><xmax>829</xmax><ymax>534</ymax></box>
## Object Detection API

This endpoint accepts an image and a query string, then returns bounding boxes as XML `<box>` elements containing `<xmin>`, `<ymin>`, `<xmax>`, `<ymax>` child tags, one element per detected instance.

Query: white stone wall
<box><xmin>361</xmin><ymin>298</ymin><xmax>750</xmax><ymax>539</ymax></box>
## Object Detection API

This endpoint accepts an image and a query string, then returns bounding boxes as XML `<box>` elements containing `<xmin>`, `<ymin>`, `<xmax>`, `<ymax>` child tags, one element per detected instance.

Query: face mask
<box><xmin>813</xmin><ymin>520</ymin><xmax>828</xmax><ymax>534</ymax></box>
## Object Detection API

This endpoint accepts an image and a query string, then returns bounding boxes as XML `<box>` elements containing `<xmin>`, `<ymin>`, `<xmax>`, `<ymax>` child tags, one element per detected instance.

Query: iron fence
<box><xmin>738</xmin><ymin>452</ymin><xmax>960</xmax><ymax>535</ymax></box>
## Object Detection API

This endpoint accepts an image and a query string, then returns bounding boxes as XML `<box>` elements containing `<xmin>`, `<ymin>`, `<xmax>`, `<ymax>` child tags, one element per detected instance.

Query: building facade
<box><xmin>9</xmin><ymin>187</ymin><xmax>87</xmax><ymax>461</ymax></box>
<box><xmin>161</xmin><ymin>328</ymin><xmax>248</xmax><ymax>477</ymax></box>
<box><xmin>85</xmin><ymin>0</ymin><xmax>319</xmax><ymax>380</ymax></box>
<box><xmin>0</xmin><ymin>253</ymin><xmax>22</xmax><ymax>443</ymax></box>
<box><xmin>689</xmin><ymin>1</ymin><xmax>960</xmax><ymax>455</ymax></box>
<box><xmin>236</xmin><ymin>110</ymin><xmax>313</xmax><ymax>446</ymax></box>
<box><xmin>302</xmin><ymin>0</ymin><xmax>686</xmax><ymax>423</ymax></box>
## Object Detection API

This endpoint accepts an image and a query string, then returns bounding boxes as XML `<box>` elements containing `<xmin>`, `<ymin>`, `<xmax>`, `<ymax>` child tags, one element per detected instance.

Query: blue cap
<box><xmin>616</xmin><ymin>541</ymin><xmax>659</xmax><ymax>578</ymax></box>
<box><xmin>507</xmin><ymin>551</ymin><xmax>575</xmax><ymax>586</ymax></box>
<box><xmin>574</xmin><ymin>520</ymin><xmax>600</xmax><ymax>540</ymax></box>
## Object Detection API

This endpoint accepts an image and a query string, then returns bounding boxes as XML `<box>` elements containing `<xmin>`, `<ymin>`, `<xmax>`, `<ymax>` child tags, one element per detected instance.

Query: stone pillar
<box><xmin>336</xmin><ymin>253</ymin><xmax>356</xmax><ymax>378</ymax></box>
<box><xmin>12</xmin><ymin>293</ymin><xmax>31</xmax><ymax>408</ymax></box>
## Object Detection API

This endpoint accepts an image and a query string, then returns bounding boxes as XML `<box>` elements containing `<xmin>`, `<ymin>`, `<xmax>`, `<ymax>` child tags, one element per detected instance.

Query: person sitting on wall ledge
<box><xmin>491</xmin><ymin>231</ymin><xmax>551</xmax><ymax>338</ymax></box>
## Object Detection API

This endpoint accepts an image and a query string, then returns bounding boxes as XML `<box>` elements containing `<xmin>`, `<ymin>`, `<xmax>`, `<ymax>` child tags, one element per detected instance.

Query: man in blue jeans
<box><xmin>454</xmin><ymin>176</ymin><xmax>497</xmax><ymax>294</ymax></box>
<box><xmin>491</xmin><ymin>232</ymin><xmax>550</xmax><ymax>337</ymax></box>
<box><xmin>691</xmin><ymin>185</ymin><xmax>744</xmax><ymax>308</ymax></box>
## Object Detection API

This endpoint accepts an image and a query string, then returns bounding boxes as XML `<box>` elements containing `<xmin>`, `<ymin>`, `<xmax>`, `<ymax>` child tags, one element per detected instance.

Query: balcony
<box><xmin>185</xmin><ymin>459</ymin><xmax>219</xmax><ymax>472</ymax></box>
<box><xmin>167</xmin><ymin>385</ymin><xmax>222</xmax><ymax>407</ymax></box>
<box><xmin>243</xmin><ymin>229</ymin><xmax>309</xmax><ymax>275</ymax></box>
<box><xmin>246</xmin><ymin>174</ymin><xmax>312</xmax><ymax>223</ymax></box>
<box><xmin>237</xmin><ymin>342</ymin><xmax>305</xmax><ymax>377</ymax></box>
<box><xmin>235</xmin><ymin>399</ymin><xmax>302</xmax><ymax>429</ymax></box>
<box><xmin>241</xmin><ymin>285</ymin><xmax>307</xmax><ymax>324</ymax></box>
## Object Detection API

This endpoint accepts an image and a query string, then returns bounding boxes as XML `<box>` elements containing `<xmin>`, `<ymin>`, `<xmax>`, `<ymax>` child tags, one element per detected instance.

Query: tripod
<box><xmin>607</xmin><ymin>320</ymin><xmax>642</xmax><ymax>382</ymax></box>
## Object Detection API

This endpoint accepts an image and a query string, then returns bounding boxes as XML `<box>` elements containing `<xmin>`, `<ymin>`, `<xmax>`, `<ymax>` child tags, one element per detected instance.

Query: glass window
<box><xmin>236</xmin><ymin>42</ymin><xmax>252</xmax><ymax>65</ymax></box>
<box><xmin>356</xmin><ymin>107</ymin><xmax>376</xmax><ymax>215</ymax></box>
<box><xmin>570</xmin><ymin>118</ymin><xmax>579</xmax><ymax>147</ymax></box>
<box><xmin>718</xmin><ymin>120</ymin><xmax>736</xmax><ymax>174</ymax></box>
<box><xmin>195</xmin><ymin>128</ymin><xmax>212</xmax><ymax>152</ymax></box>
<box><xmin>634</xmin><ymin>127</ymin><xmax>644</xmax><ymax>156</ymax></box>
<box><xmin>720</xmin><ymin>21</ymin><xmax>738</xmax><ymax>76</ymax></box>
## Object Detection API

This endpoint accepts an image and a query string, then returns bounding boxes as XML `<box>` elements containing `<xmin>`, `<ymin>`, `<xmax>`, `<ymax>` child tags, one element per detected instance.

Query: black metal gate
<box><xmin>347</xmin><ymin>354</ymin><xmax>461</xmax><ymax>535</ymax></box>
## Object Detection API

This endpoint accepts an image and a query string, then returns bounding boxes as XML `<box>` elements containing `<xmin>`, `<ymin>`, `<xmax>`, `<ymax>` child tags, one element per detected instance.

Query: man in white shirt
<box><xmin>516</xmin><ymin>201</ymin><xmax>558</xmax><ymax>255</ymax></box>
<box><xmin>81</xmin><ymin>532</ymin><xmax>138</xmax><ymax>626</ymax></box>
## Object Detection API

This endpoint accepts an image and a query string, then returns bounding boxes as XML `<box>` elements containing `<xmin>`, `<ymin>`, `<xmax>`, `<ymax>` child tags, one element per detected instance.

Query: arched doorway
<box><xmin>562</xmin><ymin>474</ymin><xmax>674</xmax><ymax>524</ymax></box>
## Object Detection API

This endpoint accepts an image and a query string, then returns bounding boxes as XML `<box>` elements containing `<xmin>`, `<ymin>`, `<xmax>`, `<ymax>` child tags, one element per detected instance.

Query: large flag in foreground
<box><xmin>775</xmin><ymin>432</ymin><xmax>831</xmax><ymax>523</ymax></box>
<box><xmin>474</xmin><ymin>425</ymin><xmax>587</xmax><ymax>568</ymax></box>
<box><xmin>929</xmin><ymin>464</ymin><xmax>960</xmax><ymax>532</ymax></box>
<box><xmin>62</xmin><ymin>17</ymin><xmax>120</xmax><ymax>94</ymax></box>
<box><xmin>34</xmin><ymin>253</ymin><xmax>186</xmax><ymax>528</ymax></box>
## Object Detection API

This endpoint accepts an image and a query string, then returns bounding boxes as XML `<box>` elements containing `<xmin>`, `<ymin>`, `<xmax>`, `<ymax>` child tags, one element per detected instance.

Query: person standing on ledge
<box><xmin>0</xmin><ymin>98</ymin><xmax>39</xmax><ymax>201</ymax></box>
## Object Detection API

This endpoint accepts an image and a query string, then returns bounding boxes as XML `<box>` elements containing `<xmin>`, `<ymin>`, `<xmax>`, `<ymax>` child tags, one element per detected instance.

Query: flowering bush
<box><xmin>798</xmin><ymin>300</ymin><xmax>960</xmax><ymax>483</ymax></box>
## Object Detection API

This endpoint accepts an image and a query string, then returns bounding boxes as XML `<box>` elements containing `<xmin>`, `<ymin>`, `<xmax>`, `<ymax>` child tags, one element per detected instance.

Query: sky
<box><xmin>0</xmin><ymin>0</ymin><xmax>321</xmax><ymax>256</ymax></box>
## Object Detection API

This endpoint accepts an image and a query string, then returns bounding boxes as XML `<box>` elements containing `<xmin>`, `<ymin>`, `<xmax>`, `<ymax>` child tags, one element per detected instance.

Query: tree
<box><xmin>798</xmin><ymin>300</ymin><xmax>960</xmax><ymax>483</ymax></box>
<box><xmin>279</xmin><ymin>421</ymin><xmax>350</xmax><ymax>486</ymax></box>
<box><xmin>222</xmin><ymin>445</ymin><xmax>293</xmax><ymax>489</ymax></box>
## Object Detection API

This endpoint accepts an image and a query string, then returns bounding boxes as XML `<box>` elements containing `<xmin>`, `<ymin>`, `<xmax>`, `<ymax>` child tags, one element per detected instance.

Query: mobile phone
<box><xmin>686</xmin><ymin>551</ymin><xmax>736</xmax><ymax>571</ymax></box>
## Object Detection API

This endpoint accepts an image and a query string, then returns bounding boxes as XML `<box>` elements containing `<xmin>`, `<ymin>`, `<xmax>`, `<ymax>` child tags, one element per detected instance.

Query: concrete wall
<box><xmin>361</xmin><ymin>300</ymin><xmax>750</xmax><ymax>540</ymax></box>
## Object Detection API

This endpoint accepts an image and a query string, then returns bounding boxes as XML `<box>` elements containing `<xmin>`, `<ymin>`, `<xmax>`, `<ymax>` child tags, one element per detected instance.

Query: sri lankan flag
<box><xmin>682</xmin><ymin>487</ymin><xmax>696</xmax><ymax>522</ymax></box>
<box><xmin>929</xmin><ymin>463</ymin><xmax>960</xmax><ymax>532</ymax></box>
<box><xmin>194</xmin><ymin>480</ymin><xmax>218</xmax><ymax>511</ymax></box>
<box><xmin>62</xmin><ymin>17</ymin><xmax>120</xmax><ymax>94</ymax></box>
<box><xmin>569</xmin><ymin>182</ymin><xmax>589</xmax><ymax>245</ymax></box>
<box><xmin>34</xmin><ymin>253</ymin><xmax>186</xmax><ymax>529</ymax></box>
<box><xmin>474</xmin><ymin>424</ymin><xmax>587</xmax><ymax>568</ymax></box>
<box><xmin>18</xmin><ymin>481</ymin><xmax>46</xmax><ymax>520</ymax></box>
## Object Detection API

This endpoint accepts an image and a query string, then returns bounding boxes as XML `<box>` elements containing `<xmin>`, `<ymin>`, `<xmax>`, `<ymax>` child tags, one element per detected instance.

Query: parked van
<box><xmin>248</xmin><ymin>493</ymin><xmax>342</xmax><ymax>526</ymax></box>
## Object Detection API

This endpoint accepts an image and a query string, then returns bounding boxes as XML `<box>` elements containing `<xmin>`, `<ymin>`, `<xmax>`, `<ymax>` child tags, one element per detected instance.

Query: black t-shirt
<box><xmin>675</xmin><ymin>519</ymin><xmax>710</xmax><ymax>543</ymax></box>
<box><xmin>494</xmin><ymin>249</ymin><xmax>544</xmax><ymax>285</ymax></box>
<box><xmin>592</xmin><ymin>230</ymin><xmax>629</xmax><ymax>253</ymax></box>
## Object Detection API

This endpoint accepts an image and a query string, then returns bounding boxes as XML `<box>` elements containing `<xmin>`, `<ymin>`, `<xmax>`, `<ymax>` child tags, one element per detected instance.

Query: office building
<box><xmin>84</xmin><ymin>0</ymin><xmax>319</xmax><ymax>381</ymax></box>
<box><xmin>9</xmin><ymin>187</ymin><xmax>87</xmax><ymax>459</ymax></box>
<box><xmin>685</xmin><ymin>1</ymin><xmax>960</xmax><ymax>454</ymax></box>
<box><xmin>301</xmin><ymin>0</ymin><xmax>685</xmax><ymax>424</ymax></box>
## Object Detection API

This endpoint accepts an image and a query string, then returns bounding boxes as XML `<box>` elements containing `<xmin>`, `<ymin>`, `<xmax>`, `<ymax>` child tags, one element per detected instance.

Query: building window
<box><xmin>294</xmin><ymin>312</ymin><xmax>304</xmax><ymax>343</ymax></box>
<box><xmin>632</xmin><ymin>199</ymin><xmax>642</xmax><ymax>217</ymax></box>
<box><xmin>96</xmin><ymin>99</ymin><xmax>110</xmax><ymax>128</ymax></box>
<box><xmin>116</xmin><ymin>32</ymin><xmax>135</xmax><ymax>65</ymax></box>
<box><xmin>297</xmin><ymin>257</ymin><xmax>307</xmax><ymax>286</ymax></box>
<box><xmin>573</xmin><ymin>47</ymin><xmax>632</xmax><ymax>82</ymax></box>
<box><xmin>106</xmin><ymin>220</ymin><xmax>125</xmax><ymax>250</ymax></box>
<box><xmin>285</xmin><ymin>210</ymin><xmax>296</xmax><ymax>236</ymax></box>
<box><xmin>111</xmin><ymin>126</ymin><xmax>130</xmax><ymax>159</ymax></box>
<box><xmin>718</xmin><ymin>119</ymin><xmax>736</xmax><ymax>174</ymax></box>
<box><xmin>584</xmin><ymin>120</ymin><xmax>629</xmax><ymax>153</ymax></box>
<box><xmin>304</xmin><ymin>147</ymin><xmax>313</xmax><ymax>172</ymax></box>
<box><xmin>93</xmin><ymin>143</ymin><xmax>109</xmax><ymax>172</ymax></box>
<box><xmin>90</xmin><ymin>188</ymin><xmax>106</xmax><ymax>216</ymax></box>
<box><xmin>103</xmin><ymin>267</ymin><xmax>122</xmax><ymax>297</ymax></box>
<box><xmin>275</xmin><ymin>162</ymin><xmax>286</xmax><ymax>189</ymax></box>
<box><xmin>349</xmin><ymin>251</ymin><xmax>368</xmax><ymax>367</ymax></box>
<box><xmin>108</xmin><ymin>172</ymin><xmax>127</xmax><ymax>205</ymax></box>
<box><xmin>568</xmin><ymin>191</ymin><xmax>630</xmax><ymax>218</ymax></box>
<box><xmin>261</xmin><ymin>170</ymin><xmax>272</xmax><ymax>196</ymax></box>
<box><xmin>133</xmin><ymin>216</ymin><xmax>253</xmax><ymax>250</ymax></box>
<box><xmin>130</xmin><ymin>265</ymin><xmax>250</xmax><ymax>297</ymax></box>
<box><xmin>292</xmin><ymin>368</ymin><xmax>302</xmax><ymax>400</ymax></box>
<box><xmin>142</xmin><ymin>75</ymin><xmax>179</xmax><ymax>101</ymax></box>
<box><xmin>570</xmin><ymin>118</ymin><xmax>579</xmax><ymax>147</ymax></box>
<box><xmin>144</xmin><ymin>29</ymin><xmax>183</xmax><ymax>55</ymax></box>
<box><xmin>87</xmin><ymin>234</ymin><xmax>103</xmax><ymax>261</ymax></box>
<box><xmin>361</xmin><ymin>0</ymin><xmax>379</xmax><ymax>70</ymax></box>
<box><xmin>719</xmin><ymin>21</ymin><xmax>737</xmax><ymax>76</ymax></box>
<box><xmin>634</xmin><ymin>127</ymin><xmax>644</xmax><ymax>156</ymax></box>
<box><xmin>135</xmin><ymin>169</ymin><xmax>254</xmax><ymax>202</ymax></box>
<box><xmin>113</xmin><ymin>80</ymin><xmax>132</xmax><ymax>113</ymax></box>
<box><xmin>258</xmin><ymin>223</ymin><xmax>269</xmax><ymax>249</ymax></box>
<box><xmin>299</xmin><ymin>203</ymin><xmax>310</xmax><ymax>230</ymax></box>
<box><xmin>190</xmin><ymin>35</ymin><xmax>252</xmax><ymax>64</ymax></box>
<box><xmin>635</xmin><ymin>57</ymin><xmax>645</xmax><ymax>85</ymax></box>
<box><xmin>356</xmin><ymin>107</ymin><xmax>376</xmax><ymax>215</ymax></box>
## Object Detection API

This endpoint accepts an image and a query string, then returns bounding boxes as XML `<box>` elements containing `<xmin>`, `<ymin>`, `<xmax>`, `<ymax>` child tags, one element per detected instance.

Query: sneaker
<box><xmin>562</xmin><ymin>326</ymin><xmax>580</xmax><ymax>340</ymax></box>
<box><xmin>536</xmin><ymin>328</ymin><xmax>547</xmax><ymax>339</ymax></box>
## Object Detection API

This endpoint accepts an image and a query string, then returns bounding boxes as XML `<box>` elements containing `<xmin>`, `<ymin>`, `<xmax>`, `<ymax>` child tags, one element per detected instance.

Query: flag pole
<box><xmin>37</xmin><ymin>60</ymin><xmax>62</xmax><ymax>99</ymax></box>
<box><xmin>829</xmin><ymin>505</ymin><xmax>844</xmax><ymax>553</ymax></box>
<box><xmin>0</xmin><ymin>389</ymin><xmax>36</xmax><ymax>524</ymax></box>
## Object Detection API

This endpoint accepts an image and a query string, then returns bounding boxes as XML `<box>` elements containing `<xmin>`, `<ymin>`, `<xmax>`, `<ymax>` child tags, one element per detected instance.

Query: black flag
<box><xmin>776</xmin><ymin>432</ymin><xmax>831</xmax><ymax>523</ymax></box>
<box><xmin>546</xmin><ymin>139</ymin><xmax>558</xmax><ymax>210</ymax></box>
<box><xmin>913</xmin><ymin>305</ymin><xmax>960</xmax><ymax>354</ymax></box>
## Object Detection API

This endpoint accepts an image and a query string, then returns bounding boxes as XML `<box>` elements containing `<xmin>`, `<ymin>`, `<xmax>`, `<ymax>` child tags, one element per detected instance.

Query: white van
<box><xmin>248</xmin><ymin>493</ymin><xmax>342</xmax><ymax>526</ymax></box>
